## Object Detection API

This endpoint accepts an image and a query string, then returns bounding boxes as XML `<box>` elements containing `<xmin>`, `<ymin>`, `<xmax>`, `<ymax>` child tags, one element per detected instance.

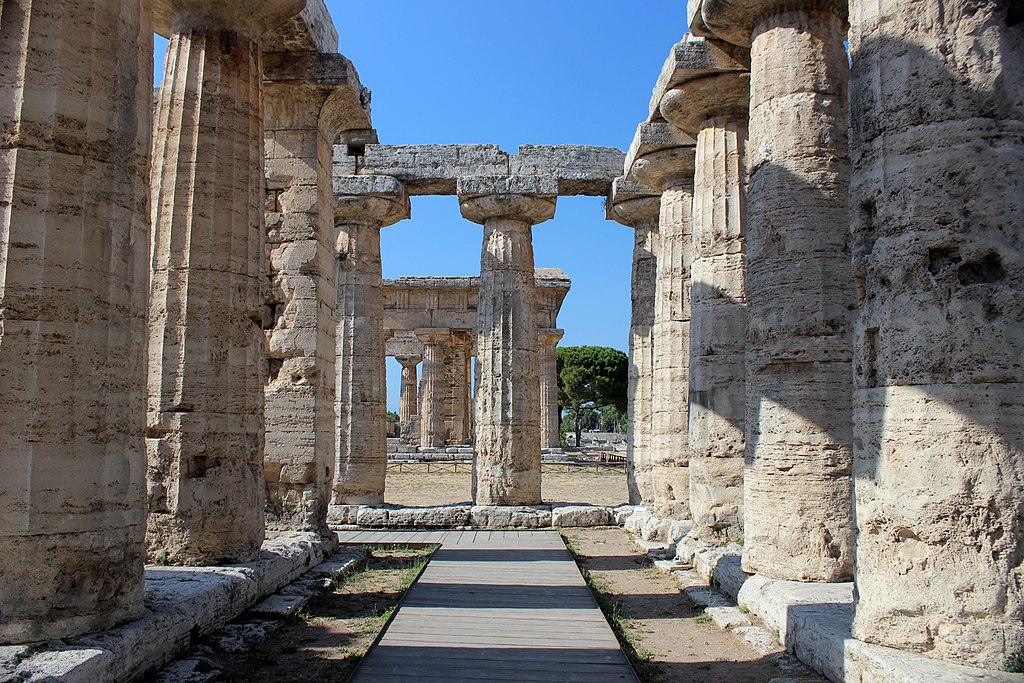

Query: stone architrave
<box><xmin>262</xmin><ymin>53</ymin><xmax>370</xmax><ymax>534</ymax></box>
<box><xmin>459</xmin><ymin>176</ymin><xmax>558</xmax><ymax>506</ymax></box>
<box><xmin>333</xmin><ymin>176</ymin><xmax>409</xmax><ymax>506</ymax></box>
<box><xmin>848</xmin><ymin>0</ymin><xmax>1024</xmax><ymax>668</ymax></box>
<box><xmin>607</xmin><ymin>179</ymin><xmax>662</xmax><ymax>505</ymax></box>
<box><xmin>0</xmin><ymin>0</ymin><xmax>152</xmax><ymax>643</ymax></box>
<box><xmin>417</xmin><ymin>328</ymin><xmax>451</xmax><ymax>449</ymax></box>
<box><xmin>147</xmin><ymin>0</ymin><xmax>305</xmax><ymax>566</ymax></box>
<box><xmin>396</xmin><ymin>355</ymin><xmax>422</xmax><ymax>422</ymax></box>
<box><xmin>660</xmin><ymin>39</ymin><xmax>750</xmax><ymax>544</ymax></box>
<box><xmin>697</xmin><ymin>0</ymin><xmax>856</xmax><ymax>582</ymax></box>
<box><xmin>538</xmin><ymin>329</ymin><xmax>565</xmax><ymax>451</ymax></box>
<box><xmin>628</xmin><ymin>138</ymin><xmax>697</xmax><ymax>520</ymax></box>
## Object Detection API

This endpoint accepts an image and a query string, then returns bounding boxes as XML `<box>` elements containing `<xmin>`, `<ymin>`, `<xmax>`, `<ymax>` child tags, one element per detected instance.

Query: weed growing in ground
<box><xmin>1003</xmin><ymin>651</ymin><xmax>1024</xmax><ymax>673</ymax></box>
<box><xmin>694</xmin><ymin>611</ymin><xmax>711</xmax><ymax>624</ymax></box>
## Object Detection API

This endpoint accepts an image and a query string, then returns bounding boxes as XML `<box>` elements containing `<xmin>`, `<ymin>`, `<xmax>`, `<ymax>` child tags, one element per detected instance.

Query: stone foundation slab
<box><xmin>327</xmin><ymin>504</ymin><xmax>637</xmax><ymax>529</ymax></box>
<box><xmin>669</xmin><ymin>542</ymin><xmax>1021</xmax><ymax>683</ymax></box>
<box><xmin>0</xmin><ymin>532</ymin><xmax>332</xmax><ymax>683</ymax></box>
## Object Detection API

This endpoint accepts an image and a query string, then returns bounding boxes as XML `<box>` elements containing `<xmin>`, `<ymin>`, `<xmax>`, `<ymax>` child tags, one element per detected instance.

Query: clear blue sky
<box><xmin>155</xmin><ymin>1</ymin><xmax>687</xmax><ymax>411</ymax></box>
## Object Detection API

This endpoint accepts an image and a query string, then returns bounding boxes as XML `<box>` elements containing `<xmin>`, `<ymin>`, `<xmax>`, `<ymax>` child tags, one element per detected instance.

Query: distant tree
<box><xmin>556</xmin><ymin>346</ymin><xmax>628</xmax><ymax>447</ymax></box>
<box><xmin>386</xmin><ymin>410</ymin><xmax>399</xmax><ymax>423</ymax></box>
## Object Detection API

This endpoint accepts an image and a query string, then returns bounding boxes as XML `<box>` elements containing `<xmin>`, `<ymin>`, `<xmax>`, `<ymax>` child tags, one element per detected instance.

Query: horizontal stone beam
<box><xmin>383</xmin><ymin>269</ymin><xmax>570</xmax><ymax>291</ymax></box>
<box><xmin>333</xmin><ymin>144</ymin><xmax>624</xmax><ymax>196</ymax></box>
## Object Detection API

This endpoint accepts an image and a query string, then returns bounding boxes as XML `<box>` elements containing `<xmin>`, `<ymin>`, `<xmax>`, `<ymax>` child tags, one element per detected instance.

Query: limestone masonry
<box><xmin>0</xmin><ymin>1</ymin><xmax>1020</xmax><ymax>682</ymax></box>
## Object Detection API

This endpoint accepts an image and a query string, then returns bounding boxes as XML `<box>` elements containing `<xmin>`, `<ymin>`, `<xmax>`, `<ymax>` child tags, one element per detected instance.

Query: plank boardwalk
<box><xmin>337</xmin><ymin>529</ymin><xmax>639</xmax><ymax>683</ymax></box>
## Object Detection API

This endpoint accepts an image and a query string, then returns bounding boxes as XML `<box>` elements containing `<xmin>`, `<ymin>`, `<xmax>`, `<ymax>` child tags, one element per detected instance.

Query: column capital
<box><xmin>263</xmin><ymin>53</ymin><xmax>373</xmax><ymax>139</ymax></box>
<box><xmin>334</xmin><ymin>175</ymin><xmax>410</xmax><ymax>228</ymax></box>
<box><xmin>628</xmin><ymin>147</ymin><xmax>696</xmax><ymax>192</ymax></box>
<box><xmin>457</xmin><ymin>176</ymin><xmax>557</xmax><ymax>225</ymax></box>
<box><xmin>395</xmin><ymin>354</ymin><xmax>422</xmax><ymax>368</ymax></box>
<box><xmin>154</xmin><ymin>0</ymin><xmax>304</xmax><ymax>40</ymax></box>
<box><xmin>660</xmin><ymin>72</ymin><xmax>750</xmax><ymax>136</ymax></box>
<box><xmin>415</xmin><ymin>327</ymin><xmax>451</xmax><ymax>345</ymax></box>
<box><xmin>538</xmin><ymin>328</ymin><xmax>565</xmax><ymax>345</ymax></box>
<box><xmin>607</xmin><ymin>178</ymin><xmax>662</xmax><ymax>228</ymax></box>
<box><xmin>697</xmin><ymin>0</ymin><xmax>849</xmax><ymax>47</ymax></box>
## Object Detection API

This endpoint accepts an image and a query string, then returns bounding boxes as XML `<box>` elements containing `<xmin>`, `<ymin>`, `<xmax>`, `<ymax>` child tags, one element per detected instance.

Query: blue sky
<box><xmin>155</xmin><ymin>2</ymin><xmax>687</xmax><ymax>410</ymax></box>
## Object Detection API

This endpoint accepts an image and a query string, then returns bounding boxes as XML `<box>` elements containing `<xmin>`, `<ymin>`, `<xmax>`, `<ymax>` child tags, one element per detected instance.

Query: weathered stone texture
<box><xmin>443</xmin><ymin>330</ymin><xmax>473</xmax><ymax>445</ymax></box>
<box><xmin>333</xmin><ymin>176</ymin><xmax>409</xmax><ymax>505</ymax></box>
<box><xmin>396</xmin><ymin>355</ymin><xmax>421</xmax><ymax>422</ymax></box>
<box><xmin>417</xmin><ymin>329</ymin><xmax>450</xmax><ymax>448</ymax></box>
<box><xmin>148</xmin><ymin>3</ymin><xmax>310</xmax><ymax>565</ymax></box>
<box><xmin>848</xmin><ymin>0</ymin><xmax>1024</xmax><ymax>668</ymax></box>
<box><xmin>631</xmin><ymin>147</ymin><xmax>696</xmax><ymax>521</ymax></box>
<box><xmin>460</xmin><ymin>179</ymin><xmax>556</xmax><ymax>505</ymax></box>
<box><xmin>607</xmin><ymin>179</ymin><xmax>661</xmax><ymax>505</ymax></box>
<box><xmin>0</xmin><ymin>0</ymin><xmax>153</xmax><ymax>643</ymax></box>
<box><xmin>538</xmin><ymin>329</ymin><xmax>564</xmax><ymax>451</ymax></box>
<box><xmin>739</xmin><ymin>6</ymin><xmax>856</xmax><ymax>582</ymax></box>
<box><xmin>262</xmin><ymin>63</ymin><xmax>353</xmax><ymax>534</ymax></box>
<box><xmin>686</xmin><ymin>115</ymin><xmax>748</xmax><ymax>544</ymax></box>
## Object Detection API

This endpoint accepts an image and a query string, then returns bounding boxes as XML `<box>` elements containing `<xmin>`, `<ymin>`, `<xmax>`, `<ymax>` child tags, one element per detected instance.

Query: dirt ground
<box><xmin>180</xmin><ymin>547</ymin><xmax>433</xmax><ymax>683</ymax></box>
<box><xmin>384</xmin><ymin>468</ymin><xmax>629</xmax><ymax>507</ymax></box>
<box><xmin>563</xmin><ymin>528</ymin><xmax>826</xmax><ymax>683</ymax></box>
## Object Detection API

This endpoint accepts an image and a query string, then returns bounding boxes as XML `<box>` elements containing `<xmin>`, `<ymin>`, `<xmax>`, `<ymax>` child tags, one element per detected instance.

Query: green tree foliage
<box><xmin>556</xmin><ymin>345</ymin><xmax>628</xmax><ymax>447</ymax></box>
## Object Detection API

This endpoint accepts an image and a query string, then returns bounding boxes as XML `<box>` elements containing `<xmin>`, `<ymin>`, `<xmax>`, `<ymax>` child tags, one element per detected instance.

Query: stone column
<box><xmin>445</xmin><ymin>331</ymin><xmax>474</xmax><ymax>445</ymax></box>
<box><xmin>333</xmin><ymin>176</ymin><xmax>409</xmax><ymax>505</ymax></box>
<box><xmin>660</xmin><ymin>43</ymin><xmax>750</xmax><ymax>544</ymax></box>
<box><xmin>147</xmin><ymin>0</ymin><xmax>303</xmax><ymax>566</ymax></box>
<box><xmin>698</xmin><ymin>0</ymin><xmax>856</xmax><ymax>581</ymax></box>
<box><xmin>262</xmin><ymin>54</ymin><xmax>366</xmax><ymax>534</ymax></box>
<box><xmin>848</xmin><ymin>0</ymin><xmax>1024</xmax><ymax>668</ymax></box>
<box><xmin>0</xmin><ymin>0</ymin><xmax>151</xmax><ymax>643</ymax></box>
<box><xmin>608</xmin><ymin>179</ymin><xmax>662</xmax><ymax>505</ymax></box>
<box><xmin>630</xmin><ymin>146</ymin><xmax>696</xmax><ymax>520</ymax></box>
<box><xmin>417</xmin><ymin>329</ymin><xmax>450</xmax><ymax>449</ymax></box>
<box><xmin>396</xmin><ymin>355</ymin><xmax>421</xmax><ymax>422</ymax></box>
<box><xmin>459</xmin><ymin>176</ymin><xmax>557</xmax><ymax>506</ymax></box>
<box><xmin>539</xmin><ymin>329</ymin><xmax>565</xmax><ymax>452</ymax></box>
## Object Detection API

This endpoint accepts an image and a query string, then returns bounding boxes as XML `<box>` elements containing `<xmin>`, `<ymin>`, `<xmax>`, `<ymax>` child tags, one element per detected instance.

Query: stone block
<box><xmin>510</xmin><ymin>145</ymin><xmax>623</xmax><ymax>195</ymax></box>
<box><xmin>387</xmin><ymin>506</ymin><xmax>471</xmax><ymax>528</ymax></box>
<box><xmin>611</xmin><ymin>505</ymin><xmax>641</xmax><ymax>525</ymax></box>
<box><xmin>326</xmin><ymin>504</ymin><xmax>360</xmax><ymax>525</ymax></box>
<box><xmin>250</xmin><ymin>592</ymin><xmax>311</xmax><ymax>617</ymax></box>
<box><xmin>355</xmin><ymin>507</ymin><xmax>390</xmax><ymax>527</ymax></box>
<box><xmin>469</xmin><ymin>506</ymin><xmax>552</xmax><ymax>529</ymax></box>
<box><xmin>456</xmin><ymin>174</ymin><xmax>558</xmax><ymax>197</ymax></box>
<box><xmin>551</xmin><ymin>506</ymin><xmax>613</xmax><ymax>527</ymax></box>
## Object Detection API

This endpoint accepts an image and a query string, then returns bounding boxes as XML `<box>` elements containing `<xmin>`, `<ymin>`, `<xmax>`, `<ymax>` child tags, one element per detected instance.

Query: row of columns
<box><xmin>617</xmin><ymin>0</ymin><xmax>1022</xmax><ymax>670</ymax></box>
<box><xmin>396</xmin><ymin>327</ymin><xmax>563</xmax><ymax>452</ymax></box>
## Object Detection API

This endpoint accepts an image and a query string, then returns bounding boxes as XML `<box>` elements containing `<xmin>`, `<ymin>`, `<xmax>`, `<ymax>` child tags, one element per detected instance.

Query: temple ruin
<box><xmin>0</xmin><ymin>0</ymin><xmax>1021</xmax><ymax>681</ymax></box>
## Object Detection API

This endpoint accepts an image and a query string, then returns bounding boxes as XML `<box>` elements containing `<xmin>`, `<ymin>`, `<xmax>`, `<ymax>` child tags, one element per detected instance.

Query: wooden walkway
<box><xmin>338</xmin><ymin>529</ymin><xmax>639</xmax><ymax>683</ymax></box>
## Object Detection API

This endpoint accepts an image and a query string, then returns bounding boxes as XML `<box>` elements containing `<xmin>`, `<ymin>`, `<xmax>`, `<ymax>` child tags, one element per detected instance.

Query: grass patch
<box><xmin>562</xmin><ymin>533</ymin><xmax>663</xmax><ymax>682</ymax></box>
<box><xmin>1003</xmin><ymin>650</ymin><xmax>1024</xmax><ymax>673</ymax></box>
<box><xmin>694</xmin><ymin>611</ymin><xmax>711</xmax><ymax>624</ymax></box>
<box><xmin>738</xmin><ymin>605</ymin><xmax>750</xmax><ymax>615</ymax></box>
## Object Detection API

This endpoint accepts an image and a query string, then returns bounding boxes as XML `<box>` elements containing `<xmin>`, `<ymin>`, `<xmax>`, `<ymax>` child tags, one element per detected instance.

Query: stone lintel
<box><xmin>333</xmin><ymin>144</ymin><xmax>622</xmax><ymax>196</ymax></box>
<box><xmin>624</xmin><ymin>122</ymin><xmax>695</xmax><ymax>180</ymax></box>
<box><xmin>415</xmin><ymin>328</ymin><xmax>452</xmax><ymax>344</ymax></box>
<box><xmin>264</xmin><ymin>0</ymin><xmax>339</xmax><ymax>53</ymax></box>
<box><xmin>457</xmin><ymin>175</ymin><xmax>559</xmax><ymax>198</ymax></box>
<box><xmin>606</xmin><ymin>177</ymin><xmax>662</xmax><ymax>226</ymax></box>
<box><xmin>263</xmin><ymin>52</ymin><xmax>374</xmax><ymax>138</ymax></box>
<box><xmin>382</xmin><ymin>268</ymin><xmax>570</xmax><ymax>291</ymax></box>
<box><xmin>648</xmin><ymin>36</ymin><xmax>750</xmax><ymax>121</ymax></box>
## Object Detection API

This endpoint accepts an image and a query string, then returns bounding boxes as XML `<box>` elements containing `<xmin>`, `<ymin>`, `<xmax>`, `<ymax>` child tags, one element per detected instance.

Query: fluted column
<box><xmin>630</xmin><ymin>145</ymin><xmax>697</xmax><ymax>520</ymax></box>
<box><xmin>608</xmin><ymin>180</ymin><xmax>662</xmax><ymax>505</ymax></box>
<box><xmin>699</xmin><ymin>0</ymin><xmax>856</xmax><ymax>581</ymax></box>
<box><xmin>848</xmin><ymin>0</ymin><xmax>1024</xmax><ymax>668</ymax></box>
<box><xmin>661</xmin><ymin>40</ymin><xmax>750</xmax><ymax>544</ymax></box>
<box><xmin>333</xmin><ymin>176</ymin><xmax>409</xmax><ymax>505</ymax></box>
<box><xmin>417</xmin><ymin>329</ymin><xmax>450</xmax><ymax>449</ymax></box>
<box><xmin>539</xmin><ymin>329</ymin><xmax>565</xmax><ymax>451</ymax></box>
<box><xmin>0</xmin><ymin>0</ymin><xmax>152</xmax><ymax>643</ymax></box>
<box><xmin>459</xmin><ymin>176</ymin><xmax>557</xmax><ymax>506</ymax></box>
<box><xmin>397</xmin><ymin>355</ymin><xmax>421</xmax><ymax>422</ymax></box>
<box><xmin>147</xmin><ymin>0</ymin><xmax>303</xmax><ymax>566</ymax></box>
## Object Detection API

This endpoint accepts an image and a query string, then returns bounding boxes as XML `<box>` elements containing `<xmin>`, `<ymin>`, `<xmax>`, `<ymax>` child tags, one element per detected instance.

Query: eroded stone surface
<box><xmin>0</xmin><ymin>0</ymin><xmax>152</xmax><ymax>643</ymax></box>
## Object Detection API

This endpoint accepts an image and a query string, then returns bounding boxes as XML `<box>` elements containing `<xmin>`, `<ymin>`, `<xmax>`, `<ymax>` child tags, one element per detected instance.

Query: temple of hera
<box><xmin>0</xmin><ymin>0</ymin><xmax>1021</xmax><ymax>681</ymax></box>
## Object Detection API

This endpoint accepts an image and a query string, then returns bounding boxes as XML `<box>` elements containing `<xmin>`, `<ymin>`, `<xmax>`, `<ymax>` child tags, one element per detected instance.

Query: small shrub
<box><xmin>694</xmin><ymin>612</ymin><xmax>711</xmax><ymax>624</ymax></box>
<box><xmin>1003</xmin><ymin>651</ymin><xmax>1024</xmax><ymax>674</ymax></box>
